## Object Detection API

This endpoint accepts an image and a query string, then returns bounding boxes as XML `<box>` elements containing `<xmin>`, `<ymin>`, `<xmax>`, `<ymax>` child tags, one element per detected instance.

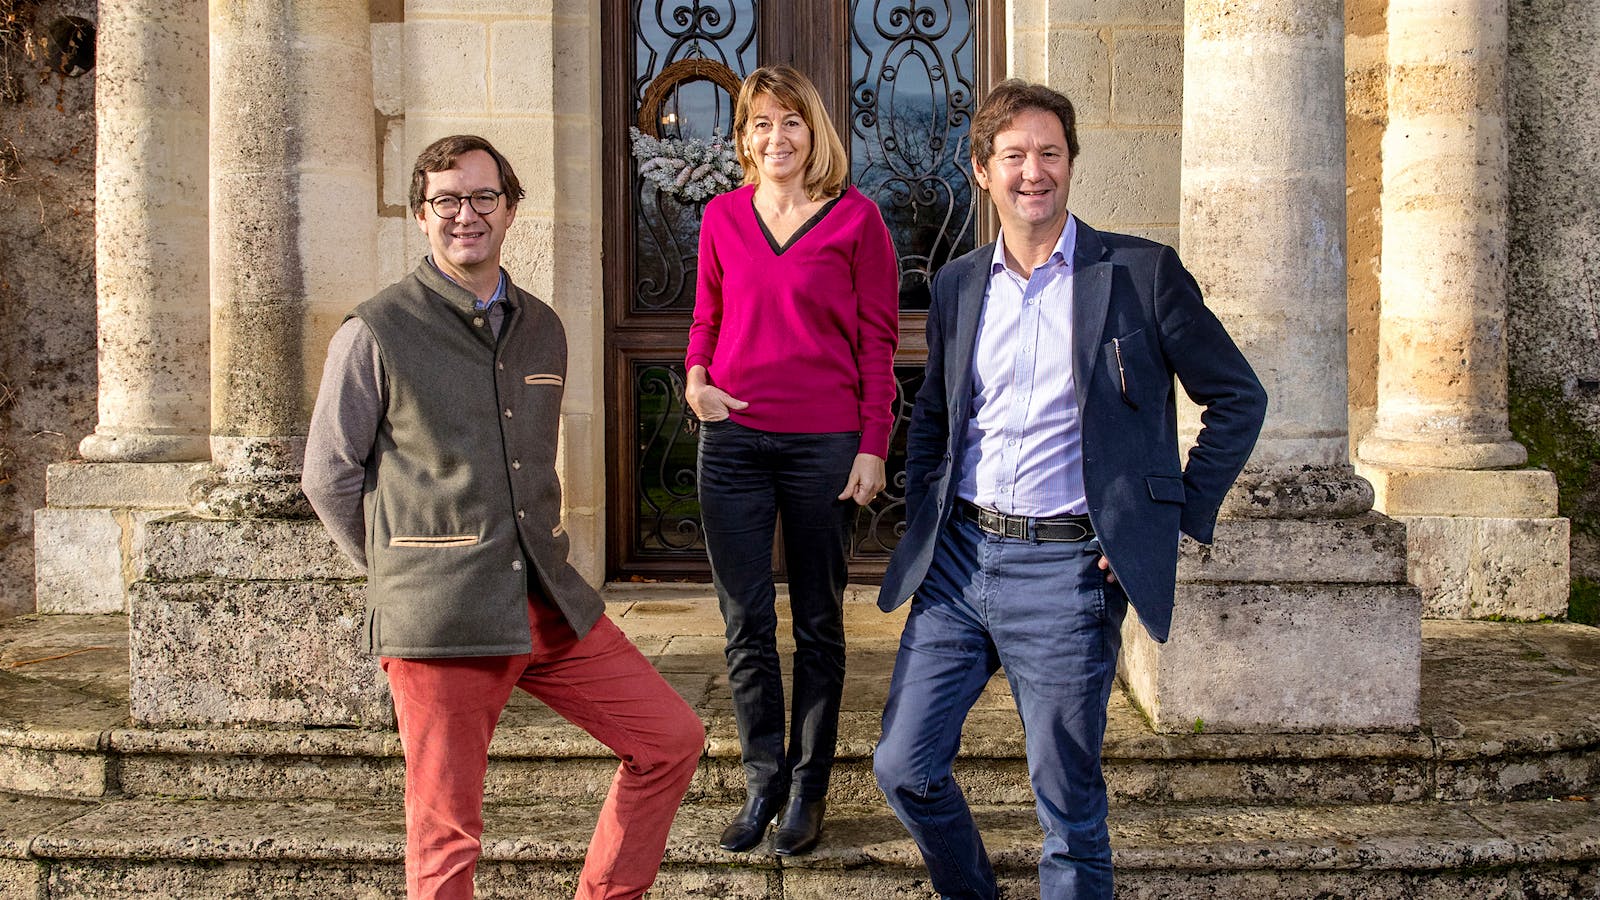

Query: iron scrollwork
<box><xmin>631</xmin><ymin>1</ymin><xmax>758</xmax><ymax>314</ymax></box>
<box><xmin>850</xmin><ymin>0</ymin><xmax>977</xmax><ymax>312</ymax></box>
<box><xmin>851</xmin><ymin>365</ymin><xmax>926</xmax><ymax>556</ymax></box>
<box><xmin>634</xmin><ymin>362</ymin><xmax>705</xmax><ymax>553</ymax></box>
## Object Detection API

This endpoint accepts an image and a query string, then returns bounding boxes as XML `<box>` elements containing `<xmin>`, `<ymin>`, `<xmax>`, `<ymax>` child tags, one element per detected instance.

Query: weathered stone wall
<box><xmin>1009</xmin><ymin>0</ymin><xmax>1182</xmax><ymax>249</ymax></box>
<box><xmin>1507</xmin><ymin>0</ymin><xmax>1600</xmax><ymax>620</ymax></box>
<box><xmin>1346</xmin><ymin>0</ymin><xmax>1386</xmax><ymax>449</ymax></box>
<box><xmin>0</xmin><ymin>0</ymin><xmax>97</xmax><ymax>619</ymax></box>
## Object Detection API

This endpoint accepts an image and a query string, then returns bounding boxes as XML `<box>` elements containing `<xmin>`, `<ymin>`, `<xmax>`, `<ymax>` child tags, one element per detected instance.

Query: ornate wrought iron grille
<box><xmin>633</xmin><ymin>361</ymin><xmax>705</xmax><ymax>553</ymax></box>
<box><xmin>850</xmin><ymin>365</ymin><xmax>926</xmax><ymax>556</ymax></box>
<box><xmin>632</xmin><ymin>361</ymin><xmax>925</xmax><ymax>562</ymax></box>
<box><xmin>850</xmin><ymin>0</ymin><xmax>978</xmax><ymax>312</ymax></box>
<box><xmin>631</xmin><ymin>1</ymin><xmax>758</xmax><ymax>314</ymax></box>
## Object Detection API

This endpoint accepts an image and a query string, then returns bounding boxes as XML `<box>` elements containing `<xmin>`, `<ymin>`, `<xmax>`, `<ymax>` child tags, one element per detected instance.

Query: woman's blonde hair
<box><xmin>732</xmin><ymin>65</ymin><xmax>848</xmax><ymax>201</ymax></box>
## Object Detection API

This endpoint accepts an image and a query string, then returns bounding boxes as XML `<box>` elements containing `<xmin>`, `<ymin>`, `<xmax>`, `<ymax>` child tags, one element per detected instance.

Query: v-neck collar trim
<box><xmin>752</xmin><ymin>190</ymin><xmax>845</xmax><ymax>256</ymax></box>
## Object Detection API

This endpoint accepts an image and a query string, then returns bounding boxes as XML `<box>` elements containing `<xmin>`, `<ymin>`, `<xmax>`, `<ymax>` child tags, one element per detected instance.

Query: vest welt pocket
<box><xmin>388</xmin><ymin>534</ymin><xmax>481</xmax><ymax>548</ymax></box>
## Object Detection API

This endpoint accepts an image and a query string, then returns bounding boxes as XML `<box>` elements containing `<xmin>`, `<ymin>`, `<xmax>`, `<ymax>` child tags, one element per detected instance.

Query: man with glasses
<box><xmin>303</xmin><ymin>134</ymin><xmax>704</xmax><ymax>900</ymax></box>
<box><xmin>873</xmin><ymin>82</ymin><xmax>1267</xmax><ymax>899</ymax></box>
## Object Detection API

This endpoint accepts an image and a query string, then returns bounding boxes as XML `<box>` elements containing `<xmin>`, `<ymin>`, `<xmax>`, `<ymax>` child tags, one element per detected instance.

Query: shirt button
<box><xmin>473</xmin><ymin>317</ymin><xmax>485</xmax><ymax>327</ymax></box>
<box><xmin>1008</xmin><ymin>439</ymin><xmax>1018</xmax><ymax>446</ymax></box>
<box><xmin>511</xmin><ymin>560</ymin><xmax>523</xmax><ymax>571</ymax></box>
<box><xmin>504</xmin><ymin>409</ymin><xmax>513</xmax><ymax>418</ymax></box>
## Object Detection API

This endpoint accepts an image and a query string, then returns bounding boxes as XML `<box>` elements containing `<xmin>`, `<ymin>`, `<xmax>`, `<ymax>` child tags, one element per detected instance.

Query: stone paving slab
<box><xmin>13</xmin><ymin>792</ymin><xmax>1598</xmax><ymax>872</ymax></box>
<box><xmin>0</xmin><ymin>792</ymin><xmax>95</xmax><ymax>858</ymax></box>
<box><xmin>2</xmin><ymin>608</ymin><xmax>1599</xmax><ymax>807</ymax></box>
<box><xmin>5</xmin><ymin>791</ymin><xmax>1597</xmax><ymax>898</ymax></box>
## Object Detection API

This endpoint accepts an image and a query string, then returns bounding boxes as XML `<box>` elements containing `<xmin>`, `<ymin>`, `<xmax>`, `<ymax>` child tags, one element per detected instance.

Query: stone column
<box><xmin>1355</xmin><ymin>0</ymin><xmax>1567</xmax><ymax>619</ymax></box>
<box><xmin>34</xmin><ymin>0</ymin><xmax>210</xmax><ymax>616</ymax></box>
<box><xmin>1117</xmin><ymin>0</ymin><xmax>1421</xmax><ymax>732</ymax></box>
<box><xmin>130</xmin><ymin>0</ymin><xmax>384</xmax><ymax>727</ymax></box>
<box><xmin>189</xmin><ymin>0</ymin><xmax>377</xmax><ymax>518</ymax></box>
<box><xmin>79</xmin><ymin>0</ymin><xmax>210</xmax><ymax>463</ymax></box>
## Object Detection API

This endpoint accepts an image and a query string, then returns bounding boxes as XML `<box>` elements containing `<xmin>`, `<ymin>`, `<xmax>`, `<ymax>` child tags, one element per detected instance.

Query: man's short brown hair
<box><xmin>969</xmin><ymin>80</ymin><xmax>1080</xmax><ymax>166</ymax></box>
<box><xmin>408</xmin><ymin>134</ymin><xmax>527</xmax><ymax>215</ymax></box>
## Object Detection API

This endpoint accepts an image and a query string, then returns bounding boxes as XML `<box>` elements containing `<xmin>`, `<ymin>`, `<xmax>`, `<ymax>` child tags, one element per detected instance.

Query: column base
<box><xmin>78</xmin><ymin>430</ymin><xmax>209</xmax><ymax>463</ymax></box>
<box><xmin>1120</xmin><ymin>514</ymin><xmax>1421</xmax><ymax>733</ymax></box>
<box><xmin>1219</xmin><ymin>464</ymin><xmax>1375</xmax><ymax>520</ymax></box>
<box><xmin>129</xmin><ymin>514</ymin><xmax>383</xmax><ymax>727</ymax></box>
<box><xmin>32</xmin><ymin>461</ymin><xmax>209</xmax><ymax>614</ymax></box>
<box><xmin>1358</xmin><ymin>435</ymin><xmax>1528</xmax><ymax>470</ymax></box>
<box><xmin>1357</xmin><ymin>464</ymin><xmax>1570</xmax><ymax>620</ymax></box>
<box><xmin>188</xmin><ymin>472</ymin><xmax>313</xmax><ymax>519</ymax></box>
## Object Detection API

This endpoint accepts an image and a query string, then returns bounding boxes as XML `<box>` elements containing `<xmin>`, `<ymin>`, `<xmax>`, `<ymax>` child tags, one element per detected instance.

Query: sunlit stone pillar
<box><xmin>1182</xmin><ymin>3</ymin><xmax>1370</xmax><ymax>515</ymax></box>
<box><xmin>189</xmin><ymin>0</ymin><xmax>376</xmax><ymax>518</ymax></box>
<box><xmin>1355</xmin><ymin>0</ymin><xmax>1567</xmax><ymax>618</ymax></box>
<box><xmin>79</xmin><ymin>0</ymin><xmax>210</xmax><ymax>463</ymax></box>
<box><xmin>129</xmin><ymin>0</ymin><xmax>385</xmax><ymax>728</ymax></box>
<box><xmin>35</xmin><ymin>0</ymin><xmax>210</xmax><ymax>616</ymax></box>
<box><xmin>1118</xmin><ymin>0</ymin><xmax>1420</xmax><ymax>733</ymax></box>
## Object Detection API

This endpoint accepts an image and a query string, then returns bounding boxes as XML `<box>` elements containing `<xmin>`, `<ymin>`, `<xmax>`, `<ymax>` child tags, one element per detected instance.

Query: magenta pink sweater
<box><xmin>687</xmin><ymin>185</ymin><xmax>900</xmax><ymax>457</ymax></box>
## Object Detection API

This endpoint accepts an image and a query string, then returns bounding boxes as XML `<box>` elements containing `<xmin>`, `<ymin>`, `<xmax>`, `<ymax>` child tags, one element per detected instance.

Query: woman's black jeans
<box><xmin>697</xmin><ymin>419</ymin><xmax>858</xmax><ymax>802</ymax></box>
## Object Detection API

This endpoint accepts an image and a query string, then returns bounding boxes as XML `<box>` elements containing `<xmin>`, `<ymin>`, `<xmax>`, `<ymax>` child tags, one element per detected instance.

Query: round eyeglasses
<box><xmin>424</xmin><ymin>190</ymin><xmax>504</xmax><ymax>218</ymax></box>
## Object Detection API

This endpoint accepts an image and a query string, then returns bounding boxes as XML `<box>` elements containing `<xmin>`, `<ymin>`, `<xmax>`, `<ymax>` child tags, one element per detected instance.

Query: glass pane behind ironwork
<box><xmin>631</xmin><ymin>1</ymin><xmax>758</xmax><ymax>314</ymax></box>
<box><xmin>850</xmin><ymin>0</ymin><xmax>978</xmax><ymax>312</ymax></box>
<box><xmin>632</xmin><ymin>360</ymin><xmax>925</xmax><ymax>562</ymax></box>
<box><xmin>634</xmin><ymin>361</ymin><xmax>704</xmax><ymax>554</ymax></box>
<box><xmin>851</xmin><ymin>365</ymin><xmax>926</xmax><ymax>557</ymax></box>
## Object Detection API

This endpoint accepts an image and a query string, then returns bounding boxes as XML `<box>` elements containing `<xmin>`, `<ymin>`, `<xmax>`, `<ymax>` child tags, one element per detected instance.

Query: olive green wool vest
<box><xmin>353</xmin><ymin>262</ymin><xmax>602</xmax><ymax>657</ymax></box>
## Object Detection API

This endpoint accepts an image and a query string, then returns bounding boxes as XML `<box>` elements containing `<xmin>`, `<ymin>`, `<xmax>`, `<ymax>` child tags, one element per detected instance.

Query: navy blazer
<box><xmin>877</xmin><ymin>220</ymin><xmax>1267</xmax><ymax>643</ymax></box>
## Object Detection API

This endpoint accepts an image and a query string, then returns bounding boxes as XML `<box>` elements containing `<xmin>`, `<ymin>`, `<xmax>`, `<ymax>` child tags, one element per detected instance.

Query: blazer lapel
<box><xmin>947</xmin><ymin>243</ymin><xmax>992</xmax><ymax>410</ymax></box>
<box><xmin>1072</xmin><ymin>221</ymin><xmax>1112</xmax><ymax>420</ymax></box>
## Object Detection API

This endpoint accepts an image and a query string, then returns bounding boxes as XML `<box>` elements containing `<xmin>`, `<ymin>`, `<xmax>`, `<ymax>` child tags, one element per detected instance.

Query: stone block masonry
<box><xmin>129</xmin><ymin>516</ymin><xmax>387</xmax><ymax>728</ymax></box>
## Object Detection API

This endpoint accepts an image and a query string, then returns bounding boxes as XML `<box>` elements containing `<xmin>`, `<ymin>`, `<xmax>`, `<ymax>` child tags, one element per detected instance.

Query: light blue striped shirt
<box><xmin>956</xmin><ymin>216</ymin><xmax>1088</xmax><ymax>518</ymax></box>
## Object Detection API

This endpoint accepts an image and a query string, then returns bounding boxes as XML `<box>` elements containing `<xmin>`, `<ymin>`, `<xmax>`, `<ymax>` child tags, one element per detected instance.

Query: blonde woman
<box><xmin>686</xmin><ymin>65</ymin><xmax>899</xmax><ymax>856</ymax></box>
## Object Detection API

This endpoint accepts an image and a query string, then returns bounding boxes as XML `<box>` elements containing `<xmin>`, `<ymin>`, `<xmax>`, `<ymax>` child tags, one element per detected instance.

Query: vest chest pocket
<box><xmin>524</xmin><ymin>374</ymin><xmax>563</xmax><ymax>387</ymax></box>
<box><xmin>389</xmin><ymin>534</ymin><xmax>480</xmax><ymax>548</ymax></box>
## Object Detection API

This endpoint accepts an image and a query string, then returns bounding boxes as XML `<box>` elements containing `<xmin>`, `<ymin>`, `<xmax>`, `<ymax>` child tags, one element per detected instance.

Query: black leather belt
<box><xmin>957</xmin><ymin>499</ymin><xmax>1094</xmax><ymax>542</ymax></box>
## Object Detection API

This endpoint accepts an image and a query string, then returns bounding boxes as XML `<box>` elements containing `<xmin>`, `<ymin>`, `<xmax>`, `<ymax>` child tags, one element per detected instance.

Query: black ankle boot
<box><xmin>772</xmin><ymin>796</ymin><xmax>825</xmax><ymax>857</ymax></box>
<box><xmin>718</xmin><ymin>794</ymin><xmax>785</xmax><ymax>852</ymax></box>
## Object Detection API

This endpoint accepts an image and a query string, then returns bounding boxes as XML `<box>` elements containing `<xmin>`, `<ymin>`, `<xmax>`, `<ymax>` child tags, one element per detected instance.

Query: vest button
<box><xmin>473</xmin><ymin>317</ymin><xmax>485</xmax><ymax>327</ymax></box>
<box><xmin>517</xmin><ymin>509</ymin><xmax>526</xmax><ymax>519</ymax></box>
<box><xmin>497</xmin><ymin>361</ymin><xmax>504</xmax><ymax>370</ymax></box>
<box><xmin>512</xmin><ymin>560</ymin><xmax>523</xmax><ymax>571</ymax></box>
<box><xmin>504</xmin><ymin>409</ymin><xmax>513</xmax><ymax>418</ymax></box>
<box><xmin>512</xmin><ymin>459</ymin><xmax>521</xmax><ymax>470</ymax></box>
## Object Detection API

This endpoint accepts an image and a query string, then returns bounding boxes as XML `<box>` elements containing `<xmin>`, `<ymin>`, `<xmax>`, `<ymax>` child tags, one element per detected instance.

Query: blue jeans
<box><xmin>697</xmin><ymin>419</ymin><xmax>859</xmax><ymax>801</ymax></box>
<box><xmin>874</xmin><ymin>516</ymin><xmax>1127</xmax><ymax>900</ymax></box>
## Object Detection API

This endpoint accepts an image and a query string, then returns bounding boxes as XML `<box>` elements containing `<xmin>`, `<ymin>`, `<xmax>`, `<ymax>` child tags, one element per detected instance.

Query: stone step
<box><xmin>2</xmin><ymin>791</ymin><xmax>1596</xmax><ymax>898</ymax></box>
<box><xmin>4</xmin><ymin>610</ymin><xmax>1599</xmax><ymax>809</ymax></box>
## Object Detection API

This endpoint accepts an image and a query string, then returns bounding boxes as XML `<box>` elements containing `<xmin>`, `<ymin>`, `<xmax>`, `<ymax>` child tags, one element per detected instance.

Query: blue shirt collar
<box><xmin>990</xmin><ymin>214</ymin><xmax>1077</xmax><ymax>276</ymax></box>
<box><xmin>426</xmin><ymin>256</ymin><xmax>507</xmax><ymax>310</ymax></box>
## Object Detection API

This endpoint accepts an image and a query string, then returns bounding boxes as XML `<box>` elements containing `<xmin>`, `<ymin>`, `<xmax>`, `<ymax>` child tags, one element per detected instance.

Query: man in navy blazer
<box><xmin>873</xmin><ymin>81</ymin><xmax>1266</xmax><ymax>899</ymax></box>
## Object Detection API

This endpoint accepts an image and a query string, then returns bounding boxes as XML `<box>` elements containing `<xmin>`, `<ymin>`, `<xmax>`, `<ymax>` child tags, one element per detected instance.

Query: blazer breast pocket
<box><xmin>1145</xmin><ymin>475</ymin><xmax>1185</xmax><ymax>505</ymax></box>
<box><xmin>1103</xmin><ymin>328</ymin><xmax>1161</xmax><ymax>407</ymax></box>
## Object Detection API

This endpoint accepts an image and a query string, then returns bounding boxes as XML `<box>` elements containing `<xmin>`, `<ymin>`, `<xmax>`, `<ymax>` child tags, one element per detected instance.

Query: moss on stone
<box><xmin>1570</xmin><ymin>576</ymin><xmax>1599</xmax><ymax>627</ymax></box>
<box><xmin>1509</xmin><ymin>382</ymin><xmax>1600</xmax><ymax>622</ymax></box>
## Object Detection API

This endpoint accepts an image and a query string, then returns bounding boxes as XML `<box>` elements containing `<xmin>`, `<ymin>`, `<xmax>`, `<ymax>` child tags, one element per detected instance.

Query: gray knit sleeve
<box><xmin>303</xmin><ymin>317</ymin><xmax>385</xmax><ymax>571</ymax></box>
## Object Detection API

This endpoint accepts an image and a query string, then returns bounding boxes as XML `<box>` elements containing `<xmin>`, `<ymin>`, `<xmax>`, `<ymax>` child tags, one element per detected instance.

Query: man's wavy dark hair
<box><xmin>408</xmin><ymin>134</ymin><xmax>527</xmax><ymax>215</ymax></box>
<box><xmin>970</xmin><ymin>80</ymin><xmax>1080</xmax><ymax>165</ymax></box>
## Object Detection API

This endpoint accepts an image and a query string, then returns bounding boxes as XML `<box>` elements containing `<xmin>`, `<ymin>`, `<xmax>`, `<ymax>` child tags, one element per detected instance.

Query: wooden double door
<box><xmin>602</xmin><ymin>0</ymin><xmax>1002</xmax><ymax>581</ymax></box>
